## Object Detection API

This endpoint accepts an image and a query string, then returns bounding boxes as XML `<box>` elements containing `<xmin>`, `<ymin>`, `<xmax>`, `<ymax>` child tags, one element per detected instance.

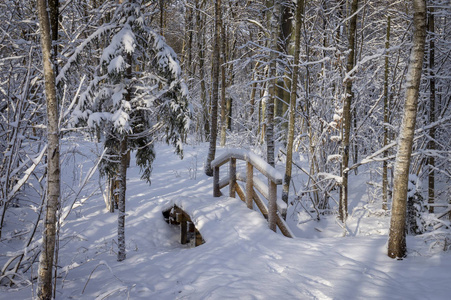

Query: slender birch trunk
<box><xmin>204</xmin><ymin>0</ymin><xmax>221</xmax><ymax>176</ymax></box>
<box><xmin>37</xmin><ymin>0</ymin><xmax>61</xmax><ymax>298</ymax></box>
<box><xmin>388</xmin><ymin>0</ymin><xmax>426</xmax><ymax>259</ymax></box>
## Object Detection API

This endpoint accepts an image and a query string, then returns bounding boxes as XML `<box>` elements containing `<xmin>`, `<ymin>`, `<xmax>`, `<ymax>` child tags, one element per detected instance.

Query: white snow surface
<box><xmin>1</xmin><ymin>141</ymin><xmax>450</xmax><ymax>299</ymax></box>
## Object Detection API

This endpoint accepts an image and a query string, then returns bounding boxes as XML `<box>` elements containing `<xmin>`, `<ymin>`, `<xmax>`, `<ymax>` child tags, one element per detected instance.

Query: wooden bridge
<box><xmin>163</xmin><ymin>149</ymin><xmax>293</xmax><ymax>247</ymax></box>
<box><xmin>211</xmin><ymin>149</ymin><xmax>293</xmax><ymax>238</ymax></box>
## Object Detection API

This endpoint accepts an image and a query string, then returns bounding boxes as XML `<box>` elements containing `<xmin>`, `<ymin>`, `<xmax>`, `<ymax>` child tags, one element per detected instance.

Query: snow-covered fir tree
<box><xmin>67</xmin><ymin>0</ymin><xmax>191</xmax><ymax>260</ymax></box>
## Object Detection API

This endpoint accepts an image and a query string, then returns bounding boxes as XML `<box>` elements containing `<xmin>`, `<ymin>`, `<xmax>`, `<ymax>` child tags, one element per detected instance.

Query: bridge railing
<box><xmin>211</xmin><ymin>149</ymin><xmax>293</xmax><ymax>238</ymax></box>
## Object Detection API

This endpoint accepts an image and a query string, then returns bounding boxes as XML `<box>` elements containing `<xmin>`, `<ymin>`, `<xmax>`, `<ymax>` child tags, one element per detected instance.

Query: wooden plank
<box><xmin>235</xmin><ymin>183</ymin><xmax>246</xmax><ymax>203</ymax></box>
<box><xmin>180</xmin><ymin>217</ymin><xmax>187</xmax><ymax>244</ymax></box>
<box><xmin>229</xmin><ymin>158</ymin><xmax>236</xmax><ymax>198</ymax></box>
<box><xmin>268</xmin><ymin>180</ymin><xmax>277</xmax><ymax>232</ymax></box>
<box><xmin>246</xmin><ymin>162</ymin><xmax>253</xmax><ymax>209</ymax></box>
<box><xmin>213</xmin><ymin>166</ymin><xmax>221</xmax><ymax>197</ymax></box>
<box><xmin>252</xmin><ymin>190</ymin><xmax>268</xmax><ymax>220</ymax></box>
<box><xmin>275</xmin><ymin>213</ymin><xmax>294</xmax><ymax>238</ymax></box>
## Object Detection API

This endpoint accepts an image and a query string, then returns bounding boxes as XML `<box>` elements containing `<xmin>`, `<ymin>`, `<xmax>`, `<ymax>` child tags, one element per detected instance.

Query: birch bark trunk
<box><xmin>388</xmin><ymin>0</ymin><xmax>426</xmax><ymax>259</ymax></box>
<box><xmin>37</xmin><ymin>0</ymin><xmax>61</xmax><ymax>298</ymax></box>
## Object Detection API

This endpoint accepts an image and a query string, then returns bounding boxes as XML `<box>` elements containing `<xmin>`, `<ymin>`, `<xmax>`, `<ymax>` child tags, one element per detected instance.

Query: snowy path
<box><xmin>2</xmin><ymin>143</ymin><xmax>450</xmax><ymax>299</ymax></box>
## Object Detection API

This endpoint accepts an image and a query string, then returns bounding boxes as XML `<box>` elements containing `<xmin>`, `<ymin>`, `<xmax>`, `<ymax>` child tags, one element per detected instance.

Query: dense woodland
<box><xmin>1</xmin><ymin>0</ymin><xmax>450</xmax><ymax>298</ymax></box>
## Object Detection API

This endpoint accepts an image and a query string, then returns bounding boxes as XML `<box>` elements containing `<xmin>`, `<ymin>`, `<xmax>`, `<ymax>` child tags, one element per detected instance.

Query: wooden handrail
<box><xmin>211</xmin><ymin>149</ymin><xmax>283</xmax><ymax>184</ymax></box>
<box><xmin>211</xmin><ymin>149</ymin><xmax>293</xmax><ymax>238</ymax></box>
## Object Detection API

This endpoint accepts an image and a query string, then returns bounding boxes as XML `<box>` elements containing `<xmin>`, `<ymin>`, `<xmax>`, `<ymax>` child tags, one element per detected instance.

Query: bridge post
<box><xmin>268</xmin><ymin>180</ymin><xmax>277</xmax><ymax>232</ymax></box>
<box><xmin>213</xmin><ymin>166</ymin><xmax>221</xmax><ymax>197</ymax></box>
<box><xmin>246</xmin><ymin>161</ymin><xmax>253</xmax><ymax>209</ymax></box>
<box><xmin>176</xmin><ymin>211</ymin><xmax>188</xmax><ymax>244</ymax></box>
<box><xmin>229</xmin><ymin>158</ymin><xmax>236</xmax><ymax>198</ymax></box>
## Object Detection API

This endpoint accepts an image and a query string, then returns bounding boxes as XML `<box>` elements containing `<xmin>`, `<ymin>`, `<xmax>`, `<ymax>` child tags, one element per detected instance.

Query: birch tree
<box><xmin>388</xmin><ymin>0</ymin><xmax>426</xmax><ymax>259</ymax></box>
<box><xmin>37</xmin><ymin>0</ymin><xmax>61</xmax><ymax>297</ymax></box>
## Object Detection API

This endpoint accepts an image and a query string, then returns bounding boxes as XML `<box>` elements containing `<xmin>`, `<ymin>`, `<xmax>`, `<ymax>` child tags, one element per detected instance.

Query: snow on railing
<box><xmin>211</xmin><ymin>149</ymin><xmax>293</xmax><ymax>238</ymax></box>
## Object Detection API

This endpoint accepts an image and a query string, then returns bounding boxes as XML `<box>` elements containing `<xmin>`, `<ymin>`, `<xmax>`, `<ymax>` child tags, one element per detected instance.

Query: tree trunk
<box><xmin>282</xmin><ymin>0</ymin><xmax>304</xmax><ymax>215</ymax></box>
<box><xmin>204</xmin><ymin>0</ymin><xmax>221</xmax><ymax>176</ymax></box>
<box><xmin>388</xmin><ymin>0</ymin><xmax>426</xmax><ymax>259</ymax></box>
<box><xmin>183</xmin><ymin>3</ymin><xmax>193</xmax><ymax>78</ymax></box>
<box><xmin>195</xmin><ymin>1</ymin><xmax>209</xmax><ymax>140</ymax></box>
<box><xmin>159</xmin><ymin>0</ymin><xmax>165</xmax><ymax>37</ymax></box>
<box><xmin>279</xmin><ymin>2</ymin><xmax>293</xmax><ymax>141</ymax></box>
<box><xmin>220</xmin><ymin>22</ymin><xmax>227</xmax><ymax>146</ymax></box>
<box><xmin>37</xmin><ymin>0</ymin><xmax>61</xmax><ymax>298</ymax></box>
<box><xmin>427</xmin><ymin>5</ymin><xmax>435</xmax><ymax>213</ymax></box>
<box><xmin>117</xmin><ymin>43</ymin><xmax>133</xmax><ymax>261</ymax></box>
<box><xmin>117</xmin><ymin>136</ymin><xmax>127</xmax><ymax>261</ymax></box>
<box><xmin>48</xmin><ymin>0</ymin><xmax>59</xmax><ymax>74</ymax></box>
<box><xmin>249</xmin><ymin>61</ymin><xmax>259</xmax><ymax>135</ymax></box>
<box><xmin>382</xmin><ymin>16</ymin><xmax>391</xmax><ymax>211</ymax></box>
<box><xmin>340</xmin><ymin>0</ymin><xmax>358</xmax><ymax>223</ymax></box>
<box><xmin>266</xmin><ymin>0</ymin><xmax>280</xmax><ymax>167</ymax></box>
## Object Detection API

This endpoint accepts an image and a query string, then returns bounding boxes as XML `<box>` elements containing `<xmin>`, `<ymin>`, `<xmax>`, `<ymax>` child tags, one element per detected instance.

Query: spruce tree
<box><xmin>69</xmin><ymin>0</ymin><xmax>191</xmax><ymax>260</ymax></box>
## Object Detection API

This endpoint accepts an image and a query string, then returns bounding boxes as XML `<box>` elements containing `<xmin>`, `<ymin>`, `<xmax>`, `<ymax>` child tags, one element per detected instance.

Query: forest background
<box><xmin>1</xmin><ymin>0</ymin><xmax>451</xmax><ymax>298</ymax></box>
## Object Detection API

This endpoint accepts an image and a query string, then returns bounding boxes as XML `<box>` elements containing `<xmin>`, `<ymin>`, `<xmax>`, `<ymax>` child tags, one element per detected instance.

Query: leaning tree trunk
<box><xmin>388</xmin><ymin>0</ymin><xmax>426</xmax><ymax>259</ymax></box>
<box><xmin>37</xmin><ymin>0</ymin><xmax>61</xmax><ymax>298</ymax></box>
<box><xmin>204</xmin><ymin>0</ymin><xmax>221</xmax><ymax>176</ymax></box>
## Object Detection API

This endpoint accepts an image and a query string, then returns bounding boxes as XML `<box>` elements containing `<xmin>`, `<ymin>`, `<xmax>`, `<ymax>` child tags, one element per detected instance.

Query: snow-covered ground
<box><xmin>1</xmin><ymin>140</ymin><xmax>450</xmax><ymax>299</ymax></box>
